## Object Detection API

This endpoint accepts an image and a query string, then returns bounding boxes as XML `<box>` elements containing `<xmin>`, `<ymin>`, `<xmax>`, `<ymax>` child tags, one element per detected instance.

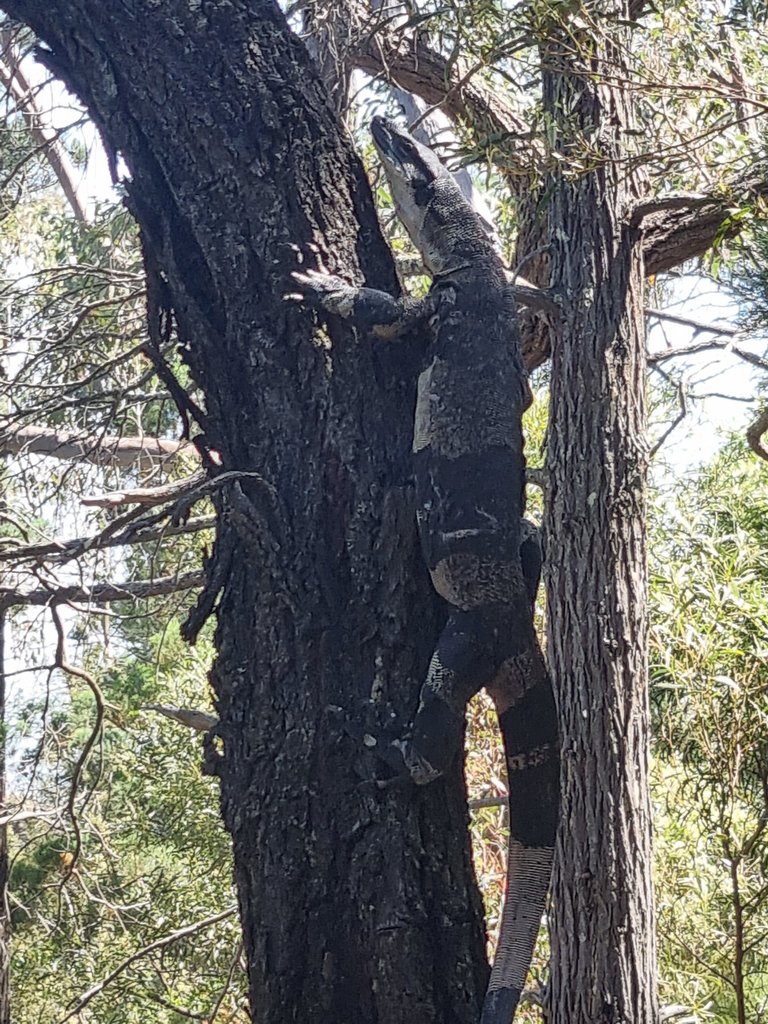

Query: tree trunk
<box><xmin>0</xmin><ymin>612</ymin><xmax>9</xmax><ymax>1024</ymax></box>
<box><xmin>0</xmin><ymin>2</ymin><xmax>489</xmax><ymax>1021</ymax></box>
<box><xmin>540</xmin><ymin>9</ymin><xmax>658</xmax><ymax>1024</ymax></box>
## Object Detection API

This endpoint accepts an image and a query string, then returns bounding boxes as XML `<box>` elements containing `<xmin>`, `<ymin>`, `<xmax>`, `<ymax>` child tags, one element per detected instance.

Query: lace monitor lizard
<box><xmin>291</xmin><ymin>117</ymin><xmax>560</xmax><ymax>1024</ymax></box>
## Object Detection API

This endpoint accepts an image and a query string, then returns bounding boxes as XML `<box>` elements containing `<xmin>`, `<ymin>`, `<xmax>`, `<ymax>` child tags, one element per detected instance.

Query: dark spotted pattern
<box><xmin>291</xmin><ymin>118</ymin><xmax>560</xmax><ymax>1024</ymax></box>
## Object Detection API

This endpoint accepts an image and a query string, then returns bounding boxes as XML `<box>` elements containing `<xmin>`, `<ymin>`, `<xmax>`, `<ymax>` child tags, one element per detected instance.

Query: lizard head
<box><xmin>370</xmin><ymin>116</ymin><xmax>494</xmax><ymax>277</ymax></box>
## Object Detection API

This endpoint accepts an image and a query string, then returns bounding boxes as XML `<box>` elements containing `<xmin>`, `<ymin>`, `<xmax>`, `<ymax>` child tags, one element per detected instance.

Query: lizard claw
<box><xmin>286</xmin><ymin>269</ymin><xmax>357</xmax><ymax>317</ymax></box>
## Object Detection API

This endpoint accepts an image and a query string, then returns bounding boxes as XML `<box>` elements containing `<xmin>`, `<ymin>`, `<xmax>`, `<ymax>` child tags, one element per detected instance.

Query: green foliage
<box><xmin>651</xmin><ymin>444</ymin><xmax>768</xmax><ymax>1022</ymax></box>
<box><xmin>9</xmin><ymin>619</ymin><xmax>248</xmax><ymax>1023</ymax></box>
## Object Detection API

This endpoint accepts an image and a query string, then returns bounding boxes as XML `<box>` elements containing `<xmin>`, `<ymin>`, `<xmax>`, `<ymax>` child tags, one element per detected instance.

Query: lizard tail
<box><xmin>482</xmin><ymin>671</ymin><xmax>560</xmax><ymax>1024</ymax></box>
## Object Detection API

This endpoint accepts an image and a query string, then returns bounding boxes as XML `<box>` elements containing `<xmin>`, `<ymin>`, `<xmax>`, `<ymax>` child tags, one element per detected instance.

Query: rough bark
<box><xmin>0</xmin><ymin>612</ymin><xmax>9</xmax><ymax>1024</ymax></box>
<box><xmin>541</xmin><ymin>9</ymin><xmax>657</xmax><ymax>1024</ymax></box>
<box><xmin>0</xmin><ymin>2</ymin><xmax>489</xmax><ymax>1021</ymax></box>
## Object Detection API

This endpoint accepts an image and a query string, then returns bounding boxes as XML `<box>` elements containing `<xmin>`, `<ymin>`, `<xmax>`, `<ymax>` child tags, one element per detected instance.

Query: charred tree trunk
<box><xmin>0</xmin><ymin>2</ymin><xmax>488</xmax><ymax>1021</ymax></box>
<box><xmin>541</xmin><ymin>8</ymin><xmax>658</xmax><ymax>1024</ymax></box>
<box><xmin>0</xmin><ymin>612</ymin><xmax>9</xmax><ymax>1024</ymax></box>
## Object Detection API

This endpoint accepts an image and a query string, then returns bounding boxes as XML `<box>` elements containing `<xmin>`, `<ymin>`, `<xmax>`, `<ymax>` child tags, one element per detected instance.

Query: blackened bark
<box><xmin>540</xmin><ymin>8</ymin><xmax>658</xmax><ymax>1024</ymax></box>
<box><xmin>0</xmin><ymin>2</ymin><xmax>488</xmax><ymax>1021</ymax></box>
<box><xmin>0</xmin><ymin>612</ymin><xmax>9</xmax><ymax>1024</ymax></box>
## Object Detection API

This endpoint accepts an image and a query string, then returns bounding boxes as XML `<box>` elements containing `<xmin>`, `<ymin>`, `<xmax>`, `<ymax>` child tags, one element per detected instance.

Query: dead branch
<box><xmin>82</xmin><ymin>470</ymin><xmax>207</xmax><ymax>508</ymax></box>
<box><xmin>648</xmin><ymin>336</ymin><xmax>768</xmax><ymax>373</ymax></box>
<box><xmin>0</xmin><ymin>515</ymin><xmax>215</xmax><ymax>565</ymax></box>
<box><xmin>650</xmin><ymin>380</ymin><xmax>689</xmax><ymax>458</ymax></box>
<box><xmin>0</xmin><ymin>570</ymin><xmax>204</xmax><ymax>608</ymax></box>
<box><xmin>143</xmin><ymin>704</ymin><xmax>217</xmax><ymax>732</ymax></box>
<box><xmin>81</xmin><ymin>468</ymin><xmax>271</xmax><ymax>510</ymax></box>
<box><xmin>646</xmin><ymin>308</ymin><xmax>738</xmax><ymax>337</ymax></box>
<box><xmin>1</xmin><ymin>424</ymin><xmax>192</xmax><ymax>469</ymax></box>
<box><xmin>468</xmin><ymin>795</ymin><xmax>506</xmax><ymax>810</ymax></box>
<box><xmin>0</xmin><ymin>806</ymin><xmax>64</xmax><ymax>826</ymax></box>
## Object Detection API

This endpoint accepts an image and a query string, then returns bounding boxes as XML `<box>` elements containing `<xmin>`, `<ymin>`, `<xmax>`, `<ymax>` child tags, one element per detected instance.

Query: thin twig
<box><xmin>650</xmin><ymin>380</ymin><xmax>688</xmax><ymax>458</ymax></box>
<box><xmin>50</xmin><ymin>604</ymin><xmax>105</xmax><ymax>883</ymax></box>
<box><xmin>57</xmin><ymin>907</ymin><xmax>238</xmax><ymax>1023</ymax></box>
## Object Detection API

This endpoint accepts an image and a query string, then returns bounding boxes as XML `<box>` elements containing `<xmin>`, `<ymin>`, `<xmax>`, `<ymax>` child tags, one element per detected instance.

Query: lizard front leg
<box><xmin>289</xmin><ymin>268</ymin><xmax>440</xmax><ymax>339</ymax></box>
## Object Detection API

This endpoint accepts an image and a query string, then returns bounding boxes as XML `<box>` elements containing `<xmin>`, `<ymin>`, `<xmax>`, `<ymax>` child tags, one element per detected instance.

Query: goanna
<box><xmin>292</xmin><ymin>116</ymin><xmax>560</xmax><ymax>1024</ymax></box>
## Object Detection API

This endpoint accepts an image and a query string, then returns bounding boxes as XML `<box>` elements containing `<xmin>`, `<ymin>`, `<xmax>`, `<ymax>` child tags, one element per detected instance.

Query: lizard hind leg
<box><xmin>403</xmin><ymin>606</ymin><xmax>502</xmax><ymax>785</ymax></box>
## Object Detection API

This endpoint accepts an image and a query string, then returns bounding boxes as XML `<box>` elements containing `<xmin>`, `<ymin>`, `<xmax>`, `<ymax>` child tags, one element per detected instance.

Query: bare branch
<box><xmin>650</xmin><ymin>380</ymin><xmax>688</xmax><ymax>459</ymax></box>
<box><xmin>1</xmin><ymin>424</ymin><xmax>192</xmax><ymax>469</ymax></box>
<box><xmin>0</xmin><ymin>805</ymin><xmax>64</xmax><ymax>826</ymax></box>
<box><xmin>505</xmin><ymin>275</ymin><xmax>562</xmax><ymax>317</ymax></box>
<box><xmin>647</xmin><ymin>336</ymin><xmax>768</xmax><ymax>373</ymax></box>
<box><xmin>0</xmin><ymin>27</ymin><xmax>92</xmax><ymax>221</ymax></box>
<box><xmin>0</xmin><ymin>515</ymin><xmax>215</xmax><ymax>566</ymax></box>
<box><xmin>646</xmin><ymin>308</ymin><xmax>738</xmax><ymax>337</ymax></box>
<box><xmin>82</xmin><ymin>470</ymin><xmax>207</xmax><ymax>508</ymax></box>
<box><xmin>468</xmin><ymin>795</ymin><xmax>506</xmax><ymax>810</ymax></box>
<box><xmin>81</xmin><ymin>469</ymin><xmax>270</xmax><ymax>510</ymax></box>
<box><xmin>58</xmin><ymin>907</ymin><xmax>238</xmax><ymax>1023</ymax></box>
<box><xmin>0</xmin><ymin>570</ymin><xmax>204</xmax><ymax>608</ymax></box>
<box><xmin>142</xmin><ymin>704</ymin><xmax>217</xmax><ymax>732</ymax></box>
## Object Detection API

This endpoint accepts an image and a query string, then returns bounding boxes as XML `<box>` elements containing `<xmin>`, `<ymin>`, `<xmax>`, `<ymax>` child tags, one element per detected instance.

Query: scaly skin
<box><xmin>291</xmin><ymin>117</ymin><xmax>560</xmax><ymax>1024</ymax></box>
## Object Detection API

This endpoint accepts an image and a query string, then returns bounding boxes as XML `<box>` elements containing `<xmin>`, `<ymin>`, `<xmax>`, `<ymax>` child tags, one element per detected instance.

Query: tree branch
<box><xmin>81</xmin><ymin>470</ymin><xmax>206</xmax><ymax>508</ymax></box>
<box><xmin>143</xmin><ymin>703</ymin><xmax>217</xmax><ymax>732</ymax></box>
<box><xmin>647</xmin><ymin>336</ymin><xmax>768</xmax><ymax>373</ymax></box>
<box><xmin>0</xmin><ymin>515</ymin><xmax>215</xmax><ymax>565</ymax></box>
<box><xmin>643</xmin><ymin>173</ymin><xmax>768</xmax><ymax>277</ymax></box>
<box><xmin>1</xmin><ymin>424</ymin><xmax>192</xmax><ymax>469</ymax></box>
<box><xmin>649</xmin><ymin>379</ymin><xmax>688</xmax><ymax>458</ymax></box>
<box><xmin>0</xmin><ymin>570</ymin><xmax>204</xmax><ymax>608</ymax></box>
<box><xmin>646</xmin><ymin>308</ymin><xmax>738</xmax><ymax>336</ymax></box>
<box><xmin>0</xmin><ymin>26</ymin><xmax>91</xmax><ymax>221</ymax></box>
<box><xmin>81</xmin><ymin>469</ymin><xmax>271</xmax><ymax>510</ymax></box>
<box><xmin>51</xmin><ymin>603</ymin><xmax>104</xmax><ymax>881</ymax></box>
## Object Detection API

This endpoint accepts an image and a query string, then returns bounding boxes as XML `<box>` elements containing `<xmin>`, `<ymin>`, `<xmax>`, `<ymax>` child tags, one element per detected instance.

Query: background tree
<box><xmin>652</xmin><ymin>446</ymin><xmax>768</xmax><ymax>1024</ymax></box>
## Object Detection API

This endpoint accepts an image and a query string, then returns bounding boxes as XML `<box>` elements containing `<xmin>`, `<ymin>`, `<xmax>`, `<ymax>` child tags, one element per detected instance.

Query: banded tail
<box><xmin>484</xmin><ymin>664</ymin><xmax>560</xmax><ymax>1023</ymax></box>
